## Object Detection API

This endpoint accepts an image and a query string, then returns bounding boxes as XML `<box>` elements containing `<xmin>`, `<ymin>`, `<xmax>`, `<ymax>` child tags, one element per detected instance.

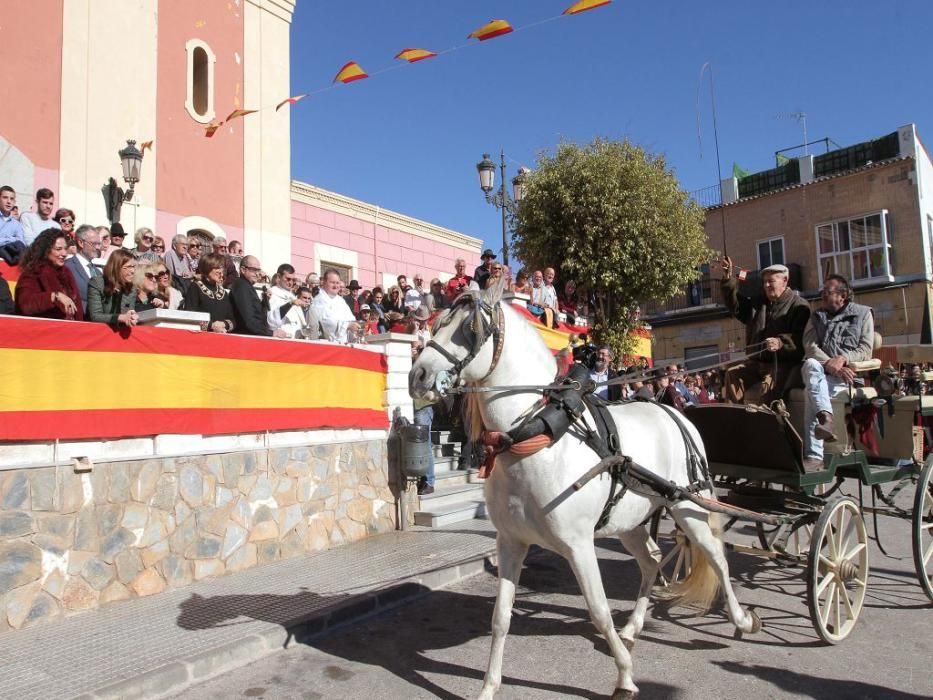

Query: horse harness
<box><xmin>427</xmin><ymin>295</ymin><xmax>712</xmax><ymax>531</ymax></box>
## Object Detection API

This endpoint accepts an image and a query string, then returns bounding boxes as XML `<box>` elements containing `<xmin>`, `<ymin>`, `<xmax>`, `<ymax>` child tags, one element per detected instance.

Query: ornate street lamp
<box><xmin>475</xmin><ymin>151</ymin><xmax>529</xmax><ymax>267</ymax></box>
<box><xmin>119</xmin><ymin>139</ymin><xmax>144</xmax><ymax>201</ymax></box>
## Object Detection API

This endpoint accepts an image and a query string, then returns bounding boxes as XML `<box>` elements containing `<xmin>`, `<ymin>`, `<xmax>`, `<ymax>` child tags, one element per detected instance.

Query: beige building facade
<box><xmin>647</xmin><ymin>124</ymin><xmax>933</xmax><ymax>366</ymax></box>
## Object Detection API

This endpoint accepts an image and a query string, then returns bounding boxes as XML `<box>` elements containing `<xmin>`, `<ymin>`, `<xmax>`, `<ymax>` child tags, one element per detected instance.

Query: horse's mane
<box><xmin>462</xmin><ymin>286</ymin><xmax>558</xmax><ymax>442</ymax></box>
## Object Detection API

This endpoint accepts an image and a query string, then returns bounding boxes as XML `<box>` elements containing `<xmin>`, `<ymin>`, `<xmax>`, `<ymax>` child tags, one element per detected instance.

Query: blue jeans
<box><xmin>802</xmin><ymin>358</ymin><xmax>848</xmax><ymax>459</ymax></box>
<box><xmin>413</xmin><ymin>405</ymin><xmax>435</xmax><ymax>486</ymax></box>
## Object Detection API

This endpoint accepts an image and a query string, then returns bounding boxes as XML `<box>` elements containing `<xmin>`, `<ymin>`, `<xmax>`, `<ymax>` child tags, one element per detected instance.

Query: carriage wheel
<box><xmin>806</xmin><ymin>497</ymin><xmax>869</xmax><ymax>644</ymax></box>
<box><xmin>912</xmin><ymin>456</ymin><xmax>933</xmax><ymax>601</ymax></box>
<box><xmin>756</xmin><ymin>517</ymin><xmax>816</xmax><ymax>563</ymax></box>
<box><xmin>655</xmin><ymin>525</ymin><xmax>692</xmax><ymax>589</ymax></box>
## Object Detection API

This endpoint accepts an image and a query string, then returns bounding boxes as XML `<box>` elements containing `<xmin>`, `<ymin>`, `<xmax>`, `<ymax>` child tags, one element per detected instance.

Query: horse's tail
<box><xmin>656</xmin><ymin>512</ymin><xmax>723</xmax><ymax>612</ymax></box>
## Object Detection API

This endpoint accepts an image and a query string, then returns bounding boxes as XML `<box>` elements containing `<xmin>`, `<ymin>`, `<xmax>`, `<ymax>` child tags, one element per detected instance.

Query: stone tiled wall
<box><xmin>0</xmin><ymin>440</ymin><xmax>397</xmax><ymax>632</ymax></box>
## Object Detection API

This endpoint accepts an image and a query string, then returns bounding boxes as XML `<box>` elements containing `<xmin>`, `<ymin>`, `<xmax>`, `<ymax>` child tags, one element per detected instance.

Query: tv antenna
<box><xmin>777</xmin><ymin>112</ymin><xmax>809</xmax><ymax>154</ymax></box>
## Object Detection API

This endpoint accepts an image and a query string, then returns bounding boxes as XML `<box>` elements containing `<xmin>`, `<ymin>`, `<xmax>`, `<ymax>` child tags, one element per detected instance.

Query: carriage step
<box><xmin>413</xmin><ymin>499</ymin><xmax>488</xmax><ymax>528</ymax></box>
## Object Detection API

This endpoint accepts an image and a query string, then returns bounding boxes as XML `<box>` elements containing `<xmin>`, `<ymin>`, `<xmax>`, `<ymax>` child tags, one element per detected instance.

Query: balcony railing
<box><xmin>689</xmin><ymin>184</ymin><xmax>722</xmax><ymax>209</ymax></box>
<box><xmin>643</xmin><ymin>279</ymin><xmax>726</xmax><ymax>318</ymax></box>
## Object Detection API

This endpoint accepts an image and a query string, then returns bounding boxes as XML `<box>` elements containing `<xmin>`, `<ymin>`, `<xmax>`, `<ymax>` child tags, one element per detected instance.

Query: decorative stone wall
<box><xmin>0</xmin><ymin>440</ymin><xmax>395</xmax><ymax>632</ymax></box>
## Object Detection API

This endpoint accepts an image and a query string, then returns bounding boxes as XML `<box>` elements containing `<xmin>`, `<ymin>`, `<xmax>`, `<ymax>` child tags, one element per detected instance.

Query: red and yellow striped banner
<box><xmin>333</xmin><ymin>61</ymin><xmax>369</xmax><ymax>84</ymax></box>
<box><xmin>395</xmin><ymin>48</ymin><xmax>437</xmax><ymax>63</ymax></box>
<box><xmin>468</xmin><ymin>19</ymin><xmax>514</xmax><ymax>41</ymax></box>
<box><xmin>0</xmin><ymin>317</ymin><xmax>388</xmax><ymax>440</ymax></box>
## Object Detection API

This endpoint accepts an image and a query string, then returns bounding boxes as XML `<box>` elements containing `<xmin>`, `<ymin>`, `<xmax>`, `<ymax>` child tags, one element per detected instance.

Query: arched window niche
<box><xmin>185</xmin><ymin>39</ymin><xmax>216</xmax><ymax>124</ymax></box>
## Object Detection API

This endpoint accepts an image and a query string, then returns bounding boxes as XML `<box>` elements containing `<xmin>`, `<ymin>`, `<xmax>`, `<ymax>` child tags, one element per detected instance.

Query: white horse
<box><xmin>409</xmin><ymin>278</ymin><xmax>760</xmax><ymax>699</ymax></box>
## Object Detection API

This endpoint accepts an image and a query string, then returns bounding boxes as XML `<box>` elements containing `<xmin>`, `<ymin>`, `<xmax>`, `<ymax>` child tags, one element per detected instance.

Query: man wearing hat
<box><xmin>473</xmin><ymin>248</ymin><xmax>497</xmax><ymax>290</ymax></box>
<box><xmin>344</xmin><ymin>279</ymin><xmax>363</xmax><ymax>316</ymax></box>
<box><xmin>102</xmin><ymin>222</ymin><xmax>126</xmax><ymax>262</ymax></box>
<box><xmin>720</xmin><ymin>256</ymin><xmax>811</xmax><ymax>405</ymax></box>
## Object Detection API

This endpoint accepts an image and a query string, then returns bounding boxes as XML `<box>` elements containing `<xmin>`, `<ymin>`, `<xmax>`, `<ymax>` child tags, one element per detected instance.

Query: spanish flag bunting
<box><xmin>394</xmin><ymin>48</ymin><xmax>437</xmax><ymax>63</ymax></box>
<box><xmin>468</xmin><ymin>19</ymin><xmax>514</xmax><ymax>41</ymax></box>
<box><xmin>139</xmin><ymin>140</ymin><xmax>154</xmax><ymax>154</ymax></box>
<box><xmin>225</xmin><ymin>108</ymin><xmax>257</xmax><ymax>123</ymax></box>
<box><xmin>275</xmin><ymin>94</ymin><xmax>308</xmax><ymax>111</ymax></box>
<box><xmin>204</xmin><ymin>121</ymin><xmax>222</xmax><ymax>138</ymax></box>
<box><xmin>333</xmin><ymin>61</ymin><xmax>368</xmax><ymax>84</ymax></box>
<box><xmin>563</xmin><ymin>0</ymin><xmax>612</xmax><ymax>15</ymax></box>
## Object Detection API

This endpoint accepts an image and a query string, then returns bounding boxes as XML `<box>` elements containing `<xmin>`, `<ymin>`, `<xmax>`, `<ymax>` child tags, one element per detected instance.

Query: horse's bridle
<box><xmin>425</xmin><ymin>293</ymin><xmax>505</xmax><ymax>394</ymax></box>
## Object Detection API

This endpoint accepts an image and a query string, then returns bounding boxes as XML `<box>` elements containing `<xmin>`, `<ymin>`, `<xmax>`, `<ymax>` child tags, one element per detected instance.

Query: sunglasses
<box><xmin>152</xmin><ymin>246</ymin><xmax>164</xmax><ymax>251</ymax></box>
<box><xmin>59</xmin><ymin>218</ymin><xmax>74</xmax><ymax>224</ymax></box>
<box><xmin>142</xmin><ymin>236</ymin><xmax>154</xmax><ymax>242</ymax></box>
<box><xmin>144</xmin><ymin>272</ymin><xmax>157</xmax><ymax>280</ymax></box>
<box><xmin>156</xmin><ymin>270</ymin><xmax>169</xmax><ymax>278</ymax></box>
<box><xmin>242</xmin><ymin>265</ymin><xmax>262</xmax><ymax>273</ymax></box>
<box><xmin>188</xmin><ymin>243</ymin><xmax>201</xmax><ymax>248</ymax></box>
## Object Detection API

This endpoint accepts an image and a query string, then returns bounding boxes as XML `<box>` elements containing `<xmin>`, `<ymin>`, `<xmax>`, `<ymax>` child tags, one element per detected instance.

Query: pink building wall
<box><xmin>290</xmin><ymin>199</ymin><xmax>481</xmax><ymax>287</ymax></box>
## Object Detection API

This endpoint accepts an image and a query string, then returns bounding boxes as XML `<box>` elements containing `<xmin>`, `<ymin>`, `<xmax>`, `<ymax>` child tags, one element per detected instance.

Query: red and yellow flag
<box><xmin>139</xmin><ymin>140</ymin><xmax>154</xmax><ymax>154</ymax></box>
<box><xmin>275</xmin><ymin>94</ymin><xmax>308</xmax><ymax>111</ymax></box>
<box><xmin>334</xmin><ymin>61</ymin><xmax>369</xmax><ymax>84</ymax></box>
<box><xmin>225</xmin><ymin>108</ymin><xmax>257</xmax><ymax>123</ymax></box>
<box><xmin>394</xmin><ymin>48</ymin><xmax>437</xmax><ymax>63</ymax></box>
<box><xmin>563</xmin><ymin>0</ymin><xmax>612</xmax><ymax>15</ymax></box>
<box><xmin>468</xmin><ymin>19</ymin><xmax>514</xmax><ymax>41</ymax></box>
<box><xmin>204</xmin><ymin>121</ymin><xmax>223</xmax><ymax>138</ymax></box>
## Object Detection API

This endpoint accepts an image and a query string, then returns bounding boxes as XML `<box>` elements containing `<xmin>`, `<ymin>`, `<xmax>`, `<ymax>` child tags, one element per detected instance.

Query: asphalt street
<box><xmin>174</xmin><ymin>510</ymin><xmax>933</xmax><ymax>700</ymax></box>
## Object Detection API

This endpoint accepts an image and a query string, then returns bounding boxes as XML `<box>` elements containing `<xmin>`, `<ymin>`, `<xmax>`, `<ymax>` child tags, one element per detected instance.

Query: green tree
<box><xmin>513</xmin><ymin>137</ymin><xmax>711</xmax><ymax>358</ymax></box>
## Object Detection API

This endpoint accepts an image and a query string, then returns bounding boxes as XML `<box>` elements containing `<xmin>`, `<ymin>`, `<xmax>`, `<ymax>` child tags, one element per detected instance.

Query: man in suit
<box><xmin>589</xmin><ymin>345</ymin><xmax>622</xmax><ymax>401</ymax></box>
<box><xmin>65</xmin><ymin>224</ymin><xmax>102</xmax><ymax>313</ymax></box>
<box><xmin>230</xmin><ymin>255</ymin><xmax>286</xmax><ymax>337</ymax></box>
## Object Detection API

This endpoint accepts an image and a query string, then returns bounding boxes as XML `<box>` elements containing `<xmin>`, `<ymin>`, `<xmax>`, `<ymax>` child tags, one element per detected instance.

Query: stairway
<box><xmin>413</xmin><ymin>428</ymin><xmax>488</xmax><ymax>528</ymax></box>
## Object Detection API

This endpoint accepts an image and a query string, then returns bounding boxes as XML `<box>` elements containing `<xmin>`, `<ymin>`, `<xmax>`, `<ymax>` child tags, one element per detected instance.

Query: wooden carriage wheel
<box><xmin>806</xmin><ymin>497</ymin><xmax>869</xmax><ymax>644</ymax></box>
<box><xmin>912</xmin><ymin>456</ymin><xmax>933</xmax><ymax>601</ymax></box>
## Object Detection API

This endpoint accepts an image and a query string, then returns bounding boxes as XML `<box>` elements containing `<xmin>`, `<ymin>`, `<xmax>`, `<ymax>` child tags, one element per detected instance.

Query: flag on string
<box><xmin>395</xmin><ymin>48</ymin><xmax>437</xmax><ymax>63</ymax></box>
<box><xmin>563</xmin><ymin>0</ymin><xmax>612</xmax><ymax>15</ymax></box>
<box><xmin>733</xmin><ymin>162</ymin><xmax>751</xmax><ymax>179</ymax></box>
<box><xmin>225</xmin><ymin>108</ymin><xmax>257</xmax><ymax>123</ymax></box>
<box><xmin>468</xmin><ymin>19</ymin><xmax>514</xmax><ymax>41</ymax></box>
<box><xmin>139</xmin><ymin>140</ymin><xmax>154</xmax><ymax>154</ymax></box>
<box><xmin>334</xmin><ymin>61</ymin><xmax>368</xmax><ymax>84</ymax></box>
<box><xmin>204</xmin><ymin>122</ymin><xmax>222</xmax><ymax>138</ymax></box>
<box><xmin>776</xmin><ymin>153</ymin><xmax>790</xmax><ymax>166</ymax></box>
<box><xmin>276</xmin><ymin>94</ymin><xmax>308</xmax><ymax>111</ymax></box>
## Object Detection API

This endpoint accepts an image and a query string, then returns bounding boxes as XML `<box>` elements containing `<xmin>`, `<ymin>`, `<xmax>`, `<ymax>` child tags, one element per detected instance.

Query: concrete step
<box><xmin>414</xmin><ymin>499</ymin><xmax>488</xmax><ymax>528</ymax></box>
<box><xmin>432</xmin><ymin>442</ymin><xmax>459</xmax><ymax>459</ymax></box>
<box><xmin>419</xmin><ymin>482</ymin><xmax>485</xmax><ymax>511</ymax></box>
<box><xmin>432</xmin><ymin>430</ymin><xmax>461</xmax><ymax>445</ymax></box>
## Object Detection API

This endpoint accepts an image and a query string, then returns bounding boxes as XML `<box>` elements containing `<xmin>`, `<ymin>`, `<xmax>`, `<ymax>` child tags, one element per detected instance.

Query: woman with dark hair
<box><xmin>87</xmin><ymin>248</ymin><xmax>139</xmax><ymax>326</ymax></box>
<box><xmin>512</xmin><ymin>269</ymin><xmax>531</xmax><ymax>295</ymax></box>
<box><xmin>14</xmin><ymin>227</ymin><xmax>83</xmax><ymax>320</ymax></box>
<box><xmin>53</xmin><ymin>208</ymin><xmax>76</xmax><ymax>239</ymax></box>
<box><xmin>183</xmin><ymin>253</ymin><xmax>235</xmax><ymax>332</ymax></box>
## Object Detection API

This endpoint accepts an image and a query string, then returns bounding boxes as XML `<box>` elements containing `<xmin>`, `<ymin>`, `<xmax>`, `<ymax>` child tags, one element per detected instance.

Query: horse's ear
<box><xmin>483</xmin><ymin>274</ymin><xmax>507</xmax><ymax>305</ymax></box>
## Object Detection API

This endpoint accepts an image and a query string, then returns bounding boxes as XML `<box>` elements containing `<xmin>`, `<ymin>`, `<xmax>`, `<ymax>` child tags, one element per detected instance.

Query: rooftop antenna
<box><xmin>777</xmin><ymin>112</ymin><xmax>809</xmax><ymax>155</ymax></box>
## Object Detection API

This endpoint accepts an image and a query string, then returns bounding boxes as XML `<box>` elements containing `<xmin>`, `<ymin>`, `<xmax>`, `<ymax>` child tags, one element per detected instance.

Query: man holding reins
<box><xmin>720</xmin><ymin>256</ymin><xmax>811</xmax><ymax>405</ymax></box>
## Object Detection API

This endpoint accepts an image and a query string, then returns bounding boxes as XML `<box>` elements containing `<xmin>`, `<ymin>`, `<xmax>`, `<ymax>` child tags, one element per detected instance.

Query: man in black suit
<box><xmin>64</xmin><ymin>224</ymin><xmax>102</xmax><ymax>313</ymax></box>
<box><xmin>230</xmin><ymin>255</ymin><xmax>286</xmax><ymax>337</ymax></box>
<box><xmin>589</xmin><ymin>344</ymin><xmax>622</xmax><ymax>401</ymax></box>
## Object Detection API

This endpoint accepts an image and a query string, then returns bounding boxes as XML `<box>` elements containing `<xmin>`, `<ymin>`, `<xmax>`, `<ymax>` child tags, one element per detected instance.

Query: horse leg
<box><xmin>477</xmin><ymin>535</ymin><xmax>528</xmax><ymax>700</ymax></box>
<box><xmin>668</xmin><ymin>502</ymin><xmax>760</xmax><ymax>635</ymax></box>
<box><xmin>617</xmin><ymin>525</ymin><xmax>662</xmax><ymax>649</ymax></box>
<box><xmin>566</xmin><ymin>543</ymin><xmax>639</xmax><ymax>699</ymax></box>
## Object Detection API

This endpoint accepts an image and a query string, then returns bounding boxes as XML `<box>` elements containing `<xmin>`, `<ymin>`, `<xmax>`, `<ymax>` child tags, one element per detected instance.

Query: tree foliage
<box><xmin>512</xmin><ymin>137</ymin><xmax>711</xmax><ymax>358</ymax></box>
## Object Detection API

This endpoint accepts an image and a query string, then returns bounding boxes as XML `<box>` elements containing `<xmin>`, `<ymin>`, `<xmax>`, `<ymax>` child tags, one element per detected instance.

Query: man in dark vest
<box><xmin>800</xmin><ymin>274</ymin><xmax>874</xmax><ymax>471</ymax></box>
<box><xmin>230</xmin><ymin>255</ymin><xmax>286</xmax><ymax>338</ymax></box>
<box><xmin>720</xmin><ymin>257</ymin><xmax>811</xmax><ymax>405</ymax></box>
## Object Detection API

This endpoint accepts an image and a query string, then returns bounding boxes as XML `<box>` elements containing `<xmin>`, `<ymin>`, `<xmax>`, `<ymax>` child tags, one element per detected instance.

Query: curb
<box><xmin>73</xmin><ymin>548</ymin><xmax>497</xmax><ymax>700</ymax></box>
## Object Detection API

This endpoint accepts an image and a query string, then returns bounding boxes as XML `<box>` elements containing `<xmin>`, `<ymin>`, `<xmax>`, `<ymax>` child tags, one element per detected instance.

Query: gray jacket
<box><xmin>803</xmin><ymin>301</ymin><xmax>874</xmax><ymax>364</ymax></box>
<box><xmin>87</xmin><ymin>275</ymin><xmax>135</xmax><ymax>326</ymax></box>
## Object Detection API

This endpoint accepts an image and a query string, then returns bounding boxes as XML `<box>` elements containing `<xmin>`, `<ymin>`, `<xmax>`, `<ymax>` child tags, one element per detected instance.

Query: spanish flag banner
<box><xmin>333</xmin><ymin>61</ymin><xmax>369</xmax><ymax>84</ymax></box>
<box><xmin>563</xmin><ymin>0</ymin><xmax>612</xmax><ymax>15</ymax></box>
<box><xmin>0</xmin><ymin>317</ymin><xmax>388</xmax><ymax>441</ymax></box>
<box><xmin>225</xmin><ymin>108</ymin><xmax>258</xmax><ymax>123</ymax></box>
<box><xmin>468</xmin><ymin>19</ymin><xmax>514</xmax><ymax>41</ymax></box>
<box><xmin>394</xmin><ymin>48</ymin><xmax>437</xmax><ymax>63</ymax></box>
<box><xmin>204</xmin><ymin>121</ymin><xmax>223</xmax><ymax>138</ymax></box>
<box><xmin>276</xmin><ymin>94</ymin><xmax>308</xmax><ymax>111</ymax></box>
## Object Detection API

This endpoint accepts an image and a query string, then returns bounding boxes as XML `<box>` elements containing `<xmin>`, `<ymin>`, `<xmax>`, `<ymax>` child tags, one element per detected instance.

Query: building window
<box><xmin>816</xmin><ymin>210</ymin><xmax>892</xmax><ymax>285</ymax></box>
<box><xmin>185</xmin><ymin>39</ymin><xmax>216</xmax><ymax>124</ymax></box>
<box><xmin>320</xmin><ymin>261</ymin><xmax>352</xmax><ymax>285</ymax></box>
<box><xmin>757</xmin><ymin>236</ymin><xmax>785</xmax><ymax>270</ymax></box>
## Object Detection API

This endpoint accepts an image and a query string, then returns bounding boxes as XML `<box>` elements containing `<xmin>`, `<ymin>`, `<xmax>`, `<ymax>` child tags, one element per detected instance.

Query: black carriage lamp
<box><xmin>119</xmin><ymin>139</ymin><xmax>144</xmax><ymax>201</ymax></box>
<box><xmin>475</xmin><ymin>151</ymin><xmax>529</xmax><ymax>268</ymax></box>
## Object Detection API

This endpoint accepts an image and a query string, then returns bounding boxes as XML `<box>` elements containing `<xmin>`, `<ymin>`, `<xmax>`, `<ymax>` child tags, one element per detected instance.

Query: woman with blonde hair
<box><xmin>131</xmin><ymin>261</ymin><xmax>165</xmax><ymax>313</ymax></box>
<box><xmin>87</xmin><ymin>248</ymin><xmax>139</xmax><ymax>326</ymax></box>
<box><xmin>153</xmin><ymin>262</ymin><xmax>183</xmax><ymax>310</ymax></box>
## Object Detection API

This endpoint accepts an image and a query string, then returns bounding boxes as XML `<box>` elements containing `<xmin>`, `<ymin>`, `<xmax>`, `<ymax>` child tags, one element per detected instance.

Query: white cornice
<box><xmin>244</xmin><ymin>0</ymin><xmax>296</xmax><ymax>23</ymax></box>
<box><xmin>290</xmin><ymin>180</ymin><xmax>483</xmax><ymax>252</ymax></box>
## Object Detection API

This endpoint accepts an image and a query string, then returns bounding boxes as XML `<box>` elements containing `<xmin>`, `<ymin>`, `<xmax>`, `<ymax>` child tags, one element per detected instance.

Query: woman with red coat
<box><xmin>14</xmin><ymin>227</ymin><xmax>83</xmax><ymax>320</ymax></box>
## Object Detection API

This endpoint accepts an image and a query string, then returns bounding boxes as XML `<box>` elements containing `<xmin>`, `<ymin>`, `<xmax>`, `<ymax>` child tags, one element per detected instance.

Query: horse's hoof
<box><xmin>611</xmin><ymin>688</ymin><xmax>638</xmax><ymax>700</ymax></box>
<box><xmin>747</xmin><ymin>609</ymin><xmax>762</xmax><ymax>634</ymax></box>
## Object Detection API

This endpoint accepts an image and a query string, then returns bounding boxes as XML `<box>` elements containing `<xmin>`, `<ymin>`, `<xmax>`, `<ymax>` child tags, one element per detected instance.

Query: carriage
<box><xmin>656</xmin><ymin>343</ymin><xmax>933</xmax><ymax>644</ymax></box>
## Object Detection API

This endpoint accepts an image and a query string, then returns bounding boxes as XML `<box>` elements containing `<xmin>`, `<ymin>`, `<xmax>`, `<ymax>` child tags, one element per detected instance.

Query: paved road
<box><xmin>175</xmin><ymin>514</ymin><xmax>933</xmax><ymax>699</ymax></box>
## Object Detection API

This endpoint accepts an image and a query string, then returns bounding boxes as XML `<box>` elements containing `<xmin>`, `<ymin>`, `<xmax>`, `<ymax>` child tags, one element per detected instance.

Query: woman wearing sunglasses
<box><xmin>131</xmin><ymin>227</ymin><xmax>161</xmax><ymax>264</ymax></box>
<box><xmin>132</xmin><ymin>262</ymin><xmax>166</xmax><ymax>313</ymax></box>
<box><xmin>151</xmin><ymin>235</ymin><xmax>166</xmax><ymax>258</ymax></box>
<box><xmin>53</xmin><ymin>208</ymin><xmax>76</xmax><ymax>237</ymax></box>
<box><xmin>153</xmin><ymin>263</ymin><xmax>183</xmax><ymax>310</ymax></box>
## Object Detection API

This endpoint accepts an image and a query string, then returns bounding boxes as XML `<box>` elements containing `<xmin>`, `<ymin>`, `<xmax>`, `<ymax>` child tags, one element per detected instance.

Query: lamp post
<box><xmin>476</xmin><ymin>151</ymin><xmax>529</xmax><ymax>268</ymax></box>
<box><xmin>103</xmin><ymin>139</ymin><xmax>145</xmax><ymax>224</ymax></box>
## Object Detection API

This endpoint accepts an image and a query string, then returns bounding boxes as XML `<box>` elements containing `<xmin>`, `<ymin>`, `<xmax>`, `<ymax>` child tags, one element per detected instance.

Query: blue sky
<box><xmin>289</xmin><ymin>1</ymin><xmax>932</xmax><ymax>256</ymax></box>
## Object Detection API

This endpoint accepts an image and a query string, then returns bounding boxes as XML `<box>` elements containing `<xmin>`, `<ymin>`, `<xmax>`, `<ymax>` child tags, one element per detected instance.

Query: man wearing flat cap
<box><xmin>473</xmin><ymin>249</ymin><xmax>497</xmax><ymax>290</ymax></box>
<box><xmin>720</xmin><ymin>256</ymin><xmax>811</xmax><ymax>405</ymax></box>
